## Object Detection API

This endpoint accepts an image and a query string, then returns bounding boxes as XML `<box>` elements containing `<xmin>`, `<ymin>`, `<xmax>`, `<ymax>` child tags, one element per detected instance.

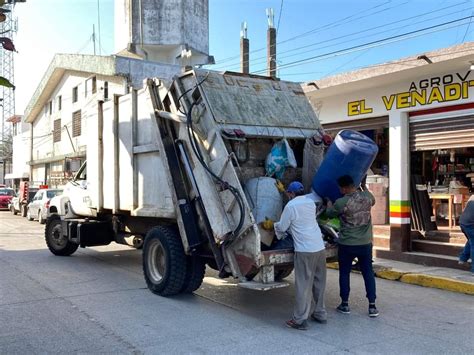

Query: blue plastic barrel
<box><xmin>312</xmin><ymin>130</ymin><xmax>378</xmax><ymax>202</ymax></box>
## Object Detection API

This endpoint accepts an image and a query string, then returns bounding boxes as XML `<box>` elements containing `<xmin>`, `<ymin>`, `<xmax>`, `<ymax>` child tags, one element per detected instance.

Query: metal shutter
<box><xmin>409</xmin><ymin>114</ymin><xmax>474</xmax><ymax>151</ymax></box>
<box><xmin>322</xmin><ymin>116</ymin><xmax>388</xmax><ymax>135</ymax></box>
<box><xmin>53</xmin><ymin>119</ymin><xmax>61</xmax><ymax>142</ymax></box>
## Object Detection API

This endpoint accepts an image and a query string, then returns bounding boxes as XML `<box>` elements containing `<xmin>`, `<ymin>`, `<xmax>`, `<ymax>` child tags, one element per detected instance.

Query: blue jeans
<box><xmin>459</xmin><ymin>224</ymin><xmax>474</xmax><ymax>272</ymax></box>
<box><xmin>338</xmin><ymin>243</ymin><xmax>376</xmax><ymax>303</ymax></box>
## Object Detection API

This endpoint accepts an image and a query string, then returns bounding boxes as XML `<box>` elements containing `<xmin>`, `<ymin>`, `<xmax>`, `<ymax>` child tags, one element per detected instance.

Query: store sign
<box><xmin>347</xmin><ymin>71</ymin><xmax>474</xmax><ymax>116</ymax></box>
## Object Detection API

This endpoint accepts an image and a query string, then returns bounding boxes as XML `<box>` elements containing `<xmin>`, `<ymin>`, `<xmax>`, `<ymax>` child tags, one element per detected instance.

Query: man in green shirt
<box><xmin>326</xmin><ymin>175</ymin><xmax>379</xmax><ymax>318</ymax></box>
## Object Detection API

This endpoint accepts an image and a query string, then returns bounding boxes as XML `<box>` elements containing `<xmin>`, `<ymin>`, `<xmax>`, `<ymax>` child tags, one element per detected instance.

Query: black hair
<box><xmin>337</xmin><ymin>175</ymin><xmax>354</xmax><ymax>188</ymax></box>
<box><xmin>293</xmin><ymin>189</ymin><xmax>305</xmax><ymax>197</ymax></box>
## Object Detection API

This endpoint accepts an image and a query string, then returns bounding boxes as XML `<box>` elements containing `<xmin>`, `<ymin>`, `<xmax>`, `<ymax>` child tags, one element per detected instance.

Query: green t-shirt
<box><xmin>326</xmin><ymin>190</ymin><xmax>375</xmax><ymax>246</ymax></box>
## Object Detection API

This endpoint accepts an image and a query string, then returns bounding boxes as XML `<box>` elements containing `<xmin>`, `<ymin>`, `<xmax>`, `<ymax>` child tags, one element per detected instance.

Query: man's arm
<box><xmin>325</xmin><ymin>198</ymin><xmax>345</xmax><ymax>218</ymax></box>
<box><xmin>274</xmin><ymin>205</ymin><xmax>294</xmax><ymax>240</ymax></box>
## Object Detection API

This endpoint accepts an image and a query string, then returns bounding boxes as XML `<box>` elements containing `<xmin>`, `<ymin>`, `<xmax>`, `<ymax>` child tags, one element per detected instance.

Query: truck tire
<box><xmin>275</xmin><ymin>267</ymin><xmax>293</xmax><ymax>281</ymax></box>
<box><xmin>181</xmin><ymin>256</ymin><xmax>206</xmax><ymax>294</ymax></box>
<box><xmin>10</xmin><ymin>205</ymin><xmax>17</xmax><ymax>215</ymax></box>
<box><xmin>143</xmin><ymin>226</ymin><xmax>187</xmax><ymax>296</ymax></box>
<box><xmin>26</xmin><ymin>207</ymin><xmax>34</xmax><ymax>221</ymax></box>
<box><xmin>45</xmin><ymin>216</ymin><xmax>79</xmax><ymax>256</ymax></box>
<box><xmin>21</xmin><ymin>205</ymin><xmax>27</xmax><ymax>217</ymax></box>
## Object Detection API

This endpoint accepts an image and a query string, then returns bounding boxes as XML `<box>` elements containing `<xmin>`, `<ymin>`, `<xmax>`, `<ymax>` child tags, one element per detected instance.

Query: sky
<box><xmin>9</xmin><ymin>0</ymin><xmax>474</xmax><ymax>116</ymax></box>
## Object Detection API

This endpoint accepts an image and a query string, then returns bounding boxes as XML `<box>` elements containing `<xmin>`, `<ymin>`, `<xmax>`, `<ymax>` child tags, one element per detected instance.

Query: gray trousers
<box><xmin>293</xmin><ymin>249</ymin><xmax>327</xmax><ymax>323</ymax></box>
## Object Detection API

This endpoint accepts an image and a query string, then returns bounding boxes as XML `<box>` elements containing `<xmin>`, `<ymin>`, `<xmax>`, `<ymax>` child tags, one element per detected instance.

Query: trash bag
<box><xmin>265</xmin><ymin>139</ymin><xmax>297</xmax><ymax>179</ymax></box>
<box><xmin>302</xmin><ymin>134</ymin><xmax>325</xmax><ymax>192</ymax></box>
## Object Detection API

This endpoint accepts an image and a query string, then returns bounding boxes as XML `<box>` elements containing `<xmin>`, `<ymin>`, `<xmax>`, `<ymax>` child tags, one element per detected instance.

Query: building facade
<box><xmin>304</xmin><ymin>42</ymin><xmax>474</xmax><ymax>255</ymax></box>
<box><xmin>23</xmin><ymin>54</ymin><xmax>181</xmax><ymax>187</ymax></box>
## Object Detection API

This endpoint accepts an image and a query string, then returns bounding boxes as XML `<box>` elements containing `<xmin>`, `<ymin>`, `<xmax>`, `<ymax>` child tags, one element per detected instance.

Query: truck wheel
<box><xmin>181</xmin><ymin>256</ymin><xmax>206</xmax><ymax>294</ymax></box>
<box><xmin>38</xmin><ymin>211</ymin><xmax>46</xmax><ymax>225</ymax></box>
<box><xmin>143</xmin><ymin>226</ymin><xmax>187</xmax><ymax>296</ymax></box>
<box><xmin>275</xmin><ymin>267</ymin><xmax>294</xmax><ymax>281</ymax></box>
<box><xmin>45</xmin><ymin>216</ymin><xmax>79</xmax><ymax>256</ymax></box>
<box><xmin>11</xmin><ymin>206</ymin><xmax>17</xmax><ymax>215</ymax></box>
<box><xmin>21</xmin><ymin>205</ymin><xmax>27</xmax><ymax>217</ymax></box>
<box><xmin>26</xmin><ymin>208</ymin><xmax>34</xmax><ymax>221</ymax></box>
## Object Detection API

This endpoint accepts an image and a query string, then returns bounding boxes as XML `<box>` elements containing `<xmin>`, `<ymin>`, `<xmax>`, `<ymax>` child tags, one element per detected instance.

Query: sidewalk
<box><xmin>328</xmin><ymin>259</ymin><xmax>474</xmax><ymax>296</ymax></box>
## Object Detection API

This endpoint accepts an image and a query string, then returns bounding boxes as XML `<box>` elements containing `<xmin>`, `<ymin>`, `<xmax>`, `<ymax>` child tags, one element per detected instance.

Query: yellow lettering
<box><xmin>462</xmin><ymin>81</ymin><xmax>469</xmax><ymax>98</ymax></box>
<box><xmin>469</xmin><ymin>80</ymin><xmax>474</xmax><ymax>87</ymax></box>
<box><xmin>396</xmin><ymin>92</ymin><xmax>410</xmax><ymax>108</ymax></box>
<box><xmin>444</xmin><ymin>83</ymin><xmax>461</xmax><ymax>101</ymax></box>
<box><xmin>382</xmin><ymin>95</ymin><xmax>396</xmax><ymax>110</ymax></box>
<box><xmin>348</xmin><ymin>101</ymin><xmax>360</xmax><ymax>116</ymax></box>
<box><xmin>427</xmin><ymin>87</ymin><xmax>443</xmax><ymax>104</ymax></box>
<box><xmin>411</xmin><ymin>90</ymin><xmax>426</xmax><ymax>106</ymax></box>
<box><xmin>360</xmin><ymin>100</ymin><xmax>373</xmax><ymax>114</ymax></box>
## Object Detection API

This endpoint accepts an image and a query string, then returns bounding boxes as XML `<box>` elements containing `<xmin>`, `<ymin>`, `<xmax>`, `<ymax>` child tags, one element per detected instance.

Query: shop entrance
<box><xmin>409</xmin><ymin>110</ymin><xmax>474</xmax><ymax>234</ymax></box>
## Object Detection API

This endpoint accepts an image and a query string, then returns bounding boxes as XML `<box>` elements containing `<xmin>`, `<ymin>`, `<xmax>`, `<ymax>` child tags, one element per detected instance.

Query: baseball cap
<box><xmin>286</xmin><ymin>181</ymin><xmax>304</xmax><ymax>193</ymax></box>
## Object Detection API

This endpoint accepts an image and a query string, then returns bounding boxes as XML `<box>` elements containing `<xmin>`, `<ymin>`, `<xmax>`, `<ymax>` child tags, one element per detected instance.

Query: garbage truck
<box><xmin>46</xmin><ymin>69</ymin><xmax>337</xmax><ymax>296</ymax></box>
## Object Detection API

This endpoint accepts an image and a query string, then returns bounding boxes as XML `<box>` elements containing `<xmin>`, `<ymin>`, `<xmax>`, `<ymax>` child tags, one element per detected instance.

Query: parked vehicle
<box><xmin>0</xmin><ymin>187</ymin><xmax>15</xmax><ymax>210</ymax></box>
<box><xmin>10</xmin><ymin>182</ymin><xmax>39</xmax><ymax>216</ymax></box>
<box><xmin>46</xmin><ymin>70</ymin><xmax>336</xmax><ymax>297</ymax></box>
<box><xmin>27</xmin><ymin>189</ymin><xmax>63</xmax><ymax>224</ymax></box>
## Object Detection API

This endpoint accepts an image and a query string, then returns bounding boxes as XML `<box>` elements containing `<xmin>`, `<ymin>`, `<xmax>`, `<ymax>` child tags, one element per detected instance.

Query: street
<box><xmin>0</xmin><ymin>210</ymin><xmax>473</xmax><ymax>354</ymax></box>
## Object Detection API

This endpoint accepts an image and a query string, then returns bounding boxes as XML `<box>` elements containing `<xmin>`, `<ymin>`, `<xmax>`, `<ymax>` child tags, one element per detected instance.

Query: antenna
<box><xmin>266</xmin><ymin>8</ymin><xmax>274</xmax><ymax>28</ymax></box>
<box><xmin>240</xmin><ymin>21</ymin><xmax>247</xmax><ymax>39</ymax></box>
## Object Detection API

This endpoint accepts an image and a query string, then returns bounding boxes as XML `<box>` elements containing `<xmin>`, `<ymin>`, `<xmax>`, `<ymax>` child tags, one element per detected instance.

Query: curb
<box><xmin>326</xmin><ymin>262</ymin><xmax>474</xmax><ymax>296</ymax></box>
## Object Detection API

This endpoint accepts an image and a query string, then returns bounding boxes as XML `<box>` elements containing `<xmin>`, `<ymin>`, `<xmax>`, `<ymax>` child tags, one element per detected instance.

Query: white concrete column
<box><xmin>388</xmin><ymin>111</ymin><xmax>411</xmax><ymax>251</ymax></box>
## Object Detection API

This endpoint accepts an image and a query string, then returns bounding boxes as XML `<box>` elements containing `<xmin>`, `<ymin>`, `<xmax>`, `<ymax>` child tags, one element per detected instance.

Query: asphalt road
<box><xmin>0</xmin><ymin>211</ymin><xmax>473</xmax><ymax>354</ymax></box>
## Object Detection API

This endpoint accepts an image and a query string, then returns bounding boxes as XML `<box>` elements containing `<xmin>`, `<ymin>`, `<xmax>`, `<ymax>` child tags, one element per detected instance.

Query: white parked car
<box><xmin>27</xmin><ymin>189</ymin><xmax>63</xmax><ymax>224</ymax></box>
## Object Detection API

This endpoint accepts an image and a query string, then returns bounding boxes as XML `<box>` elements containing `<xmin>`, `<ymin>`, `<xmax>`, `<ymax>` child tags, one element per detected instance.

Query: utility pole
<box><xmin>240</xmin><ymin>22</ymin><xmax>249</xmax><ymax>74</ymax></box>
<box><xmin>266</xmin><ymin>8</ymin><xmax>277</xmax><ymax>79</ymax></box>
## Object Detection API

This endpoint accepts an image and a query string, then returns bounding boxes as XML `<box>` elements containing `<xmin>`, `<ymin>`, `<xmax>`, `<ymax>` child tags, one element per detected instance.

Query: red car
<box><xmin>0</xmin><ymin>187</ymin><xmax>15</xmax><ymax>210</ymax></box>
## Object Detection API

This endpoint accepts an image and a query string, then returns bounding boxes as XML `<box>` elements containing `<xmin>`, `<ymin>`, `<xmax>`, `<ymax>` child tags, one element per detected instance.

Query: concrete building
<box><xmin>4</xmin><ymin>115</ymin><xmax>29</xmax><ymax>189</ymax></box>
<box><xmin>304</xmin><ymin>42</ymin><xmax>474</xmax><ymax>267</ymax></box>
<box><xmin>21</xmin><ymin>0</ymin><xmax>211</xmax><ymax>187</ymax></box>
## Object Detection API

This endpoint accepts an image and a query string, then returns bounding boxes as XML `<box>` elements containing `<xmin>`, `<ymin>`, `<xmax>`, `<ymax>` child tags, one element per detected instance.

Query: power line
<box><xmin>251</xmin><ymin>15</ymin><xmax>474</xmax><ymax>74</ymax></box>
<box><xmin>214</xmin><ymin>2</ymin><xmax>472</xmax><ymax>71</ymax></box>
<box><xmin>461</xmin><ymin>10</ymin><xmax>474</xmax><ymax>42</ymax></box>
<box><xmin>276</xmin><ymin>0</ymin><xmax>284</xmax><ymax>33</ymax></box>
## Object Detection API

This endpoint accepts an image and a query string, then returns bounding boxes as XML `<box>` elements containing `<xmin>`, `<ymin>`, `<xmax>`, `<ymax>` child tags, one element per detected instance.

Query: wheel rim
<box><xmin>50</xmin><ymin>223</ymin><xmax>67</xmax><ymax>249</ymax></box>
<box><xmin>147</xmin><ymin>240</ymin><xmax>166</xmax><ymax>283</ymax></box>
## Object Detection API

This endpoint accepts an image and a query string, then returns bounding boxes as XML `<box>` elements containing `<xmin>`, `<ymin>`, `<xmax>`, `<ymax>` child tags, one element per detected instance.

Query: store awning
<box><xmin>4</xmin><ymin>172</ymin><xmax>29</xmax><ymax>180</ymax></box>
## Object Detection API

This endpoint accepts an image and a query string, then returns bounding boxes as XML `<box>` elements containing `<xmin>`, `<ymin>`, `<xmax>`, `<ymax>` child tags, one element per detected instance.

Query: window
<box><xmin>58</xmin><ymin>95</ymin><xmax>62</xmax><ymax>111</ymax></box>
<box><xmin>103</xmin><ymin>81</ymin><xmax>108</xmax><ymax>100</ymax></box>
<box><xmin>92</xmin><ymin>76</ymin><xmax>97</xmax><ymax>94</ymax></box>
<box><xmin>48</xmin><ymin>101</ymin><xmax>53</xmax><ymax>115</ymax></box>
<box><xmin>72</xmin><ymin>86</ymin><xmax>78</xmax><ymax>103</ymax></box>
<box><xmin>72</xmin><ymin>110</ymin><xmax>81</xmax><ymax>137</ymax></box>
<box><xmin>53</xmin><ymin>119</ymin><xmax>61</xmax><ymax>142</ymax></box>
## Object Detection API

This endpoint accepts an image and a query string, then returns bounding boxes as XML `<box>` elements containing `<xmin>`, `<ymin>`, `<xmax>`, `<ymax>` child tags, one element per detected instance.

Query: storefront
<box><xmin>304</xmin><ymin>42</ymin><xmax>474</xmax><ymax>253</ymax></box>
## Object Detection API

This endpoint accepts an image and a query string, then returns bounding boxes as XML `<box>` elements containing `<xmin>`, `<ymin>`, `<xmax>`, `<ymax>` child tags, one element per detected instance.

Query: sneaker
<box><xmin>369</xmin><ymin>306</ymin><xmax>379</xmax><ymax>318</ymax></box>
<box><xmin>336</xmin><ymin>303</ymin><xmax>351</xmax><ymax>314</ymax></box>
<box><xmin>310</xmin><ymin>314</ymin><xmax>327</xmax><ymax>324</ymax></box>
<box><xmin>285</xmin><ymin>319</ymin><xmax>308</xmax><ymax>330</ymax></box>
<box><xmin>458</xmin><ymin>260</ymin><xmax>469</xmax><ymax>266</ymax></box>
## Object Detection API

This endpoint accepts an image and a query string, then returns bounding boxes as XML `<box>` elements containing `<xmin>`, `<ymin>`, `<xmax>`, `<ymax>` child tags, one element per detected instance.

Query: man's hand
<box><xmin>261</xmin><ymin>217</ymin><xmax>274</xmax><ymax>231</ymax></box>
<box><xmin>275</xmin><ymin>180</ymin><xmax>285</xmax><ymax>193</ymax></box>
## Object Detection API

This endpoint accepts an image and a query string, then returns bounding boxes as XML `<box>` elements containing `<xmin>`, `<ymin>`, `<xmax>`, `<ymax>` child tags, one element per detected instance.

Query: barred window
<box><xmin>53</xmin><ymin>119</ymin><xmax>61</xmax><ymax>142</ymax></box>
<box><xmin>72</xmin><ymin>110</ymin><xmax>81</xmax><ymax>137</ymax></box>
